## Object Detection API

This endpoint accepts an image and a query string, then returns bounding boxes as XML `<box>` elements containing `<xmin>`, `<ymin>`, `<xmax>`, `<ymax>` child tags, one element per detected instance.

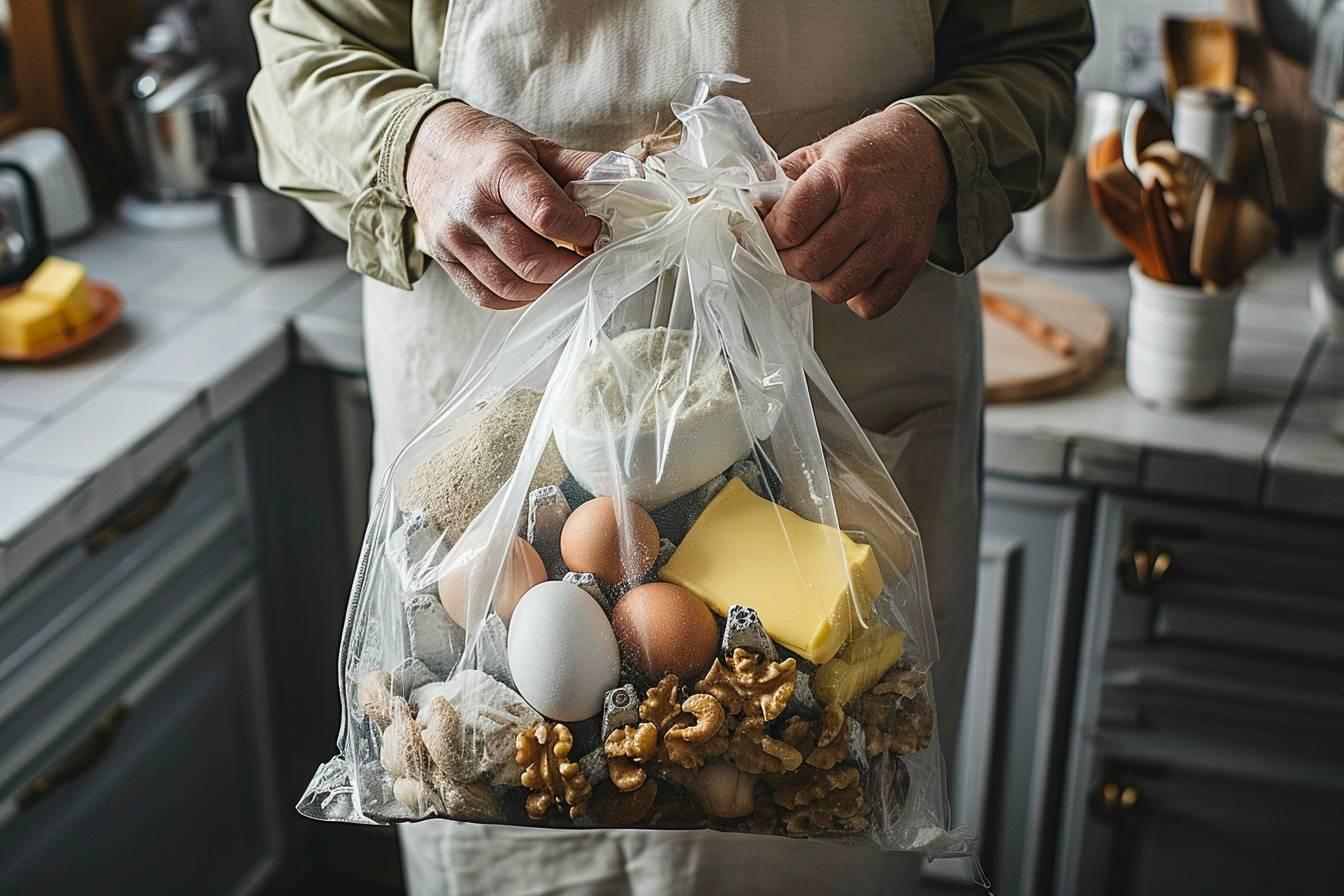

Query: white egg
<box><xmin>506</xmin><ymin>580</ymin><xmax>620</xmax><ymax>721</ymax></box>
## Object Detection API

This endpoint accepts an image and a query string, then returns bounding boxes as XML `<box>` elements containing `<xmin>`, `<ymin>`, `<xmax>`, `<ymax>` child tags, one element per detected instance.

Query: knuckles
<box><xmin>785</xmin><ymin>247</ymin><xmax>832</xmax><ymax>285</ymax></box>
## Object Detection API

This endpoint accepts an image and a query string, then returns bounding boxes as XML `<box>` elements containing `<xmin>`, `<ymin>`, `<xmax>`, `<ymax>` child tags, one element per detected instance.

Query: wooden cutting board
<box><xmin>980</xmin><ymin>268</ymin><xmax>1112</xmax><ymax>403</ymax></box>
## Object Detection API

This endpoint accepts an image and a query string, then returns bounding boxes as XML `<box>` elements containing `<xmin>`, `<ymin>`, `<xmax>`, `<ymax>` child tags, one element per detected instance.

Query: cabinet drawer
<box><xmin>1067</xmin><ymin>751</ymin><xmax>1344</xmax><ymax>896</ymax></box>
<box><xmin>0</xmin><ymin>583</ymin><xmax>280</xmax><ymax>895</ymax></box>
<box><xmin>1098</xmin><ymin>496</ymin><xmax>1344</xmax><ymax>665</ymax></box>
<box><xmin>0</xmin><ymin>425</ymin><xmax>251</xmax><ymax>691</ymax></box>
<box><xmin>1100</xmin><ymin>645</ymin><xmax>1344</xmax><ymax>760</ymax></box>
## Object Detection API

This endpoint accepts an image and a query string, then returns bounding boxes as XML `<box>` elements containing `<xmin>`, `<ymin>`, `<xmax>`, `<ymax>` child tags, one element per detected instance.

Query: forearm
<box><xmin>897</xmin><ymin>0</ymin><xmax>1095</xmax><ymax>273</ymax></box>
<box><xmin>248</xmin><ymin>0</ymin><xmax>454</xmax><ymax>287</ymax></box>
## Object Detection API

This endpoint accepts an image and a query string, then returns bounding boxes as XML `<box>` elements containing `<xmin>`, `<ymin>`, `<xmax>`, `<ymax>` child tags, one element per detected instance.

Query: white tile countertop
<box><xmin>983</xmin><ymin>241</ymin><xmax>1342</xmax><ymax>511</ymax></box>
<box><xmin>2</xmin><ymin>221</ymin><xmax>1341</xmax><ymax>593</ymax></box>
<box><xmin>0</xmin><ymin>223</ymin><xmax>355</xmax><ymax>591</ymax></box>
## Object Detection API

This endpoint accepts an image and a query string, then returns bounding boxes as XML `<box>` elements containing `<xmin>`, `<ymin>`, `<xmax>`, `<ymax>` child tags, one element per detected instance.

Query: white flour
<box><xmin>564</xmin><ymin>327</ymin><xmax>738</xmax><ymax>436</ymax></box>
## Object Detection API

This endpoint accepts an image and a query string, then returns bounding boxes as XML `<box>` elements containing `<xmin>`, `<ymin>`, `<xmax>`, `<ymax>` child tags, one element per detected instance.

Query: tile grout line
<box><xmin>1258</xmin><ymin>332</ymin><xmax>1326</xmax><ymax>506</ymax></box>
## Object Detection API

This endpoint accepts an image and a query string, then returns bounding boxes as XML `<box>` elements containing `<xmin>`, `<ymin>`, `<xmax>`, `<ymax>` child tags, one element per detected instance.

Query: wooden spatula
<box><xmin>1162</xmin><ymin>17</ymin><xmax>1238</xmax><ymax>95</ymax></box>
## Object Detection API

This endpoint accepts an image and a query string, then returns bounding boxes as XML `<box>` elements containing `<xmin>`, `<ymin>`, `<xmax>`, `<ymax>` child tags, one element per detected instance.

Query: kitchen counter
<box><xmin>1</xmin><ymin>222</ymin><xmax>1341</xmax><ymax>591</ymax></box>
<box><xmin>0</xmin><ymin>224</ymin><xmax>355</xmax><ymax>591</ymax></box>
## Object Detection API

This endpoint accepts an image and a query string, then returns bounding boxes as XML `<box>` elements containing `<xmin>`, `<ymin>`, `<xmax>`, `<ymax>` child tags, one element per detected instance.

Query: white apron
<box><xmin>363</xmin><ymin>3</ymin><xmax>983</xmax><ymax>892</ymax></box>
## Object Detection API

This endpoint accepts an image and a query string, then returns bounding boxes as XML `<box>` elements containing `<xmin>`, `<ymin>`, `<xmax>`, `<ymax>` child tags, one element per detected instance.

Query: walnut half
<box><xmin>695</xmin><ymin>648</ymin><xmax>796</xmax><ymax>721</ymax></box>
<box><xmin>515</xmin><ymin>722</ymin><xmax>591</xmax><ymax>820</ymax></box>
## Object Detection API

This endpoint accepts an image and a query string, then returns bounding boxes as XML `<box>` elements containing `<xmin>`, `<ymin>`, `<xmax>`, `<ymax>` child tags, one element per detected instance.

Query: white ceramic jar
<box><xmin>1125</xmin><ymin>264</ymin><xmax>1242</xmax><ymax>408</ymax></box>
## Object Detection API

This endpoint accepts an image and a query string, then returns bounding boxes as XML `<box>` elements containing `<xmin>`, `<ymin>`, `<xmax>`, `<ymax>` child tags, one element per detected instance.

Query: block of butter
<box><xmin>24</xmin><ymin>257</ymin><xmax>94</xmax><ymax>328</ymax></box>
<box><xmin>812</xmin><ymin>621</ymin><xmax>905</xmax><ymax>706</ymax></box>
<box><xmin>0</xmin><ymin>294</ymin><xmax>65</xmax><ymax>352</ymax></box>
<box><xmin>660</xmin><ymin>478</ymin><xmax>884</xmax><ymax>664</ymax></box>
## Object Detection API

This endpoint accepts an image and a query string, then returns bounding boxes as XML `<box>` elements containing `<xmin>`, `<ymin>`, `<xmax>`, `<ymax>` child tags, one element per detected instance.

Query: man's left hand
<box><xmin>764</xmin><ymin>105</ymin><xmax>952</xmax><ymax>320</ymax></box>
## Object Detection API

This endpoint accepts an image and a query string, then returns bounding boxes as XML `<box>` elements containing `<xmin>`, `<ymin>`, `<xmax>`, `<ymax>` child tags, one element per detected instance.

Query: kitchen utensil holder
<box><xmin>1125</xmin><ymin>263</ymin><xmax>1241</xmax><ymax>408</ymax></box>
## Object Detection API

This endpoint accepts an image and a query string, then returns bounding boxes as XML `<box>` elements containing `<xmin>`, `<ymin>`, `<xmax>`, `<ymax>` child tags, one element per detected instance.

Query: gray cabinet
<box><xmin>930</xmin><ymin>478</ymin><xmax>1093</xmax><ymax>892</ymax></box>
<box><xmin>0</xmin><ymin>427</ymin><xmax>282</xmax><ymax>895</ymax></box>
<box><xmin>1057</xmin><ymin>494</ymin><xmax>1344</xmax><ymax>896</ymax></box>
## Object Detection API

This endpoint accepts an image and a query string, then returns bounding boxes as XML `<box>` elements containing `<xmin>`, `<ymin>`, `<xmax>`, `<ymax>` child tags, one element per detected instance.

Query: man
<box><xmin>249</xmin><ymin>2</ymin><xmax>1092</xmax><ymax>893</ymax></box>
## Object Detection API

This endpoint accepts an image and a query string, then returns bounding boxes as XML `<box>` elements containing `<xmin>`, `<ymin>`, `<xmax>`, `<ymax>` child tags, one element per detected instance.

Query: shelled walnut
<box><xmin>772</xmin><ymin>766</ymin><xmax>869</xmax><ymax>835</ymax></box>
<box><xmin>727</xmin><ymin>717</ymin><xmax>803</xmax><ymax>775</ymax></box>
<box><xmin>781</xmin><ymin>703</ymin><xmax>850</xmax><ymax>770</ymax></box>
<box><xmin>516</xmin><ymin>722</ymin><xmax>591</xmax><ymax>820</ymax></box>
<box><xmin>695</xmin><ymin>648</ymin><xmax>796</xmax><ymax>720</ymax></box>
<box><xmin>622</xmin><ymin>675</ymin><xmax>730</xmax><ymax>773</ymax></box>
<box><xmin>604</xmin><ymin>721</ymin><xmax>658</xmax><ymax>792</ymax></box>
<box><xmin>663</xmin><ymin>693</ymin><xmax>729</xmax><ymax>770</ymax></box>
<box><xmin>846</xmin><ymin>666</ymin><xmax>932</xmax><ymax>757</ymax></box>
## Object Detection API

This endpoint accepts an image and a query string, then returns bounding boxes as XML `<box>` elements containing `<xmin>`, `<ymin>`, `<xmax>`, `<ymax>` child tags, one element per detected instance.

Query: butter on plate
<box><xmin>24</xmin><ymin>257</ymin><xmax>94</xmax><ymax>328</ymax></box>
<box><xmin>659</xmin><ymin>477</ymin><xmax>884</xmax><ymax>664</ymax></box>
<box><xmin>0</xmin><ymin>295</ymin><xmax>64</xmax><ymax>353</ymax></box>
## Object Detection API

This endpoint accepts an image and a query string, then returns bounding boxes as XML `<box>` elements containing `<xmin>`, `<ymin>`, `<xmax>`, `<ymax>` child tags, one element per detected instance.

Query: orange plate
<box><xmin>0</xmin><ymin>282</ymin><xmax>125</xmax><ymax>363</ymax></box>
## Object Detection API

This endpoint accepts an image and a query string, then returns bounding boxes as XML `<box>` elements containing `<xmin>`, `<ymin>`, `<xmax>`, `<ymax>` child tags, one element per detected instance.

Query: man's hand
<box><xmin>406</xmin><ymin>102</ymin><xmax>604</xmax><ymax>309</ymax></box>
<box><xmin>764</xmin><ymin>105</ymin><xmax>952</xmax><ymax>320</ymax></box>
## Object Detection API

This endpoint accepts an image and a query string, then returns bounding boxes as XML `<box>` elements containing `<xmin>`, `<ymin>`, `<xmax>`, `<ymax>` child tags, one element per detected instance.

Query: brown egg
<box><xmin>560</xmin><ymin>496</ymin><xmax>660</xmax><ymax>586</ymax></box>
<box><xmin>438</xmin><ymin>533</ymin><xmax>547</xmax><ymax>627</ymax></box>
<box><xmin>612</xmin><ymin>582</ymin><xmax>719</xmax><ymax>681</ymax></box>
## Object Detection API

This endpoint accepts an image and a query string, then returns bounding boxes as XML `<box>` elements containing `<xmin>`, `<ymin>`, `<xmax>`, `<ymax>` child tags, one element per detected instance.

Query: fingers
<box><xmin>777</xmin><ymin>207</ymin><xmax>868</xmax><ymax>283</ymax></box>
<box><xmin>495</xmin><ymin>151</ymin><xmax>602</xmax><ymax>249</ymax></box>
<box><xmin>764</xmin><ymin>159</ymin><xmax>841</xmax><ymax>250</ymax></box>
<box><xmin>535</xmin><ymin>142</ymin><xmax>605</xmax><ymax>187</ymax></box>
<box><xmin>846</xmin><ymin>266</ymin><xmax>919</xmax><ymax>320</ymax></box>
<box><xmin>476</xmin><ymin>213</ymin><xmax>586</xmax><ymax>285</ymax></box>
<box><xmin>434</xmin><ymin>229</ymin><xmax>549</xmax><ymax>306</ymax></box>
<box><xmin>438</xmin><ymin>256</ymin><xmax>535</xmax><ymax>311</ymax></box>
<box><xmin>778</xmin><ymin>144</ymin><xmax>820</xmax><ymax>181</ymax></box>
<box><xmin>810</xmin><ymin>238</ymin><xmax>888</xmax><ymax>305</ymax></box>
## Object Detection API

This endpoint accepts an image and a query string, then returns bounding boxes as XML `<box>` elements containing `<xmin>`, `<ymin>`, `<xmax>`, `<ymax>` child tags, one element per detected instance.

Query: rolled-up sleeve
<box><xmin>896</xmin><ymin>0</ymin><xmax>1095</xmax><ymax>273</ymax></box>
<box><xmin>248</xmin><ymin>0</ymin><xmax>453</xmax><ymax>288</ymax></box>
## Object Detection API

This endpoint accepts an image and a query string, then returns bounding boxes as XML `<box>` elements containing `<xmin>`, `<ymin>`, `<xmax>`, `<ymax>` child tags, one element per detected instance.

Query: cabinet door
<box><xmin>1072</xmin><ymin>758</ymin><xmax>1344</xmax><ymax>896</ymax></box>
<box><xmin>1058</xmin><ymin>494</ymin><xmax>1344</xmax><ymax>896</ymax></box>
<box><xmin>0</xmin><ymin>584</ymin><xmax>281</xmax><ymax>895</ymax></box>
<box><xmin>927</xmin><ymin>478</ymin><xmax>1092</xmax><ymax>893</ymax></box>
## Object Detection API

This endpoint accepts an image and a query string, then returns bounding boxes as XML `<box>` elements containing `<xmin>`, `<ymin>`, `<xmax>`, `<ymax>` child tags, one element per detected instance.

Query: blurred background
<box><xmin>0</xmin><ymin>0</ymin><xmax>1341</xmax><ymax>894</ymax></box>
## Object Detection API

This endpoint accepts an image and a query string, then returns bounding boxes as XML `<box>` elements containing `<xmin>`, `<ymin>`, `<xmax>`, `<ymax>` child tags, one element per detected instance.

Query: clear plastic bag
<box><xmin>298</xmin><ymin>73</ymin><xmax>973</xmax><ymax>856</ymax></box>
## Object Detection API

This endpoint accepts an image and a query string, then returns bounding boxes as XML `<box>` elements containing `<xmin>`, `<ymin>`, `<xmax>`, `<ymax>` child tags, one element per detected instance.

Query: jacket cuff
<box><xmin>348</xmin><ymin>188</ymin><xmax>427</xmax><ymax>290</ymax></box>
<box><xmin>892</xmin><ymin>95</ymin><xmax>1011</xmax><ymax>274</ymax></box>
<box><xmin>347</xmin><ymin>88</ymin><xmax>456</xmax><ymax>289</ymax></box>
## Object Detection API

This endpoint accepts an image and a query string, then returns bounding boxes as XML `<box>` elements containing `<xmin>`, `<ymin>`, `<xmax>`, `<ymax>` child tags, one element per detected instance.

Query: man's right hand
<box><xmin>406</xmin><ymin>102</ymin><xmax>603</xmax><ymax>309</ymax></box>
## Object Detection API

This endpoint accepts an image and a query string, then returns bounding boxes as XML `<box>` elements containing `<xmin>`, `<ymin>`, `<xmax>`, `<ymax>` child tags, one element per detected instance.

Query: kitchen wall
<box><xmin>1081</xmin><ymin>0</ymin><xmax>1224</xmax><ymax>96</ymax></box>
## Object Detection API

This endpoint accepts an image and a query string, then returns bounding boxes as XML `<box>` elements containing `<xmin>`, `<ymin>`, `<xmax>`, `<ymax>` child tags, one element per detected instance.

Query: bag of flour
<box><xmin>298</xmin><ymin>73</ymin><xmax>972</xmax><ymax>855</ymax></box>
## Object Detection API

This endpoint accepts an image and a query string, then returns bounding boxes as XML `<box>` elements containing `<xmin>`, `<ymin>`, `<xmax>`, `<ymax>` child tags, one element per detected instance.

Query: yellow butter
<box><xmin>812</xmin><ymin>622</ymin><xmax>905</xmax><ymax>706</ymax></box>
<box><xmin>25</xmin><ymin>257</ymin><xmax>94</xmax><ymax>328</ymax></box>
<box><xmin>659</xmin><ymin>478</ymin><xmax>884</xmax><ymax>664</ymax></box>
<box><xmin>0</xmin><ymin>294</ymin><xmax>65</xmax><ymax>352</ymax></box>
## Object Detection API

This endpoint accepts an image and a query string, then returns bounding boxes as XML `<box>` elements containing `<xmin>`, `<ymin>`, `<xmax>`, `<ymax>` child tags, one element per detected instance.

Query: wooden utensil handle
<box><xmin>981</xmin><ymin>291</ymin><xmax>1078</xmax><ymax>358</ymax></box>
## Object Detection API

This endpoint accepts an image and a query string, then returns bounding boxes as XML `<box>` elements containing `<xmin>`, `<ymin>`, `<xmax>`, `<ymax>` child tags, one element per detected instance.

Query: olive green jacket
<box><xmin>248</xmin><ymin>0</ymin><xmax>1094</xmax><ymax>289</ymax></box>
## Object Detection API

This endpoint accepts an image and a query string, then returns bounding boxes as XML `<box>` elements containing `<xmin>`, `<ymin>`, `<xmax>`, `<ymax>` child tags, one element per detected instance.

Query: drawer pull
<box><xmin>17</xmin><ymin>703</ymin><xmax>131</xmax><ymax>811</ymax></box>
<box><xmin>85</xmin><ymin>466</ymin><xmax>191</xmax><ymax>554</ymax></box>
<box><xmin>1120</xmin><ymin>547</ymin><xmax>1173</xmax><ymax>592</ymax></box>
<box><xmin>1096</xmin><ymin>781</ymin><xmax>1141</xmax><ymax>819</ymax></box>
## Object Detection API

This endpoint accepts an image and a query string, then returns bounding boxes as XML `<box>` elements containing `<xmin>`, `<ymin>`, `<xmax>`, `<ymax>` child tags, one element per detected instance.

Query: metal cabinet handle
<box><xmin>1095</xmin><ymin>781</ymin><xmax>1141</xmax><ymax>820</ymax></box>
<box><xmin>85</xmin><ymin>465</ymin><xmax>191</xmax><ymax>554</ymax></box>
<box><xmin>17</xmin><ymin>703</ymin><xmax>131</xmax><ymax>811</ymax></box>
<box><xmin>1120</xmin><ymin>546</ymin><xmax>1173</xmax><ymax>592</ymax></box>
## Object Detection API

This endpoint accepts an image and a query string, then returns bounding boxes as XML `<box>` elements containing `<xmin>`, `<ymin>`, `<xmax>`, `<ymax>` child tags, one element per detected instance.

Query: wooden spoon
<box><xmin>1143</xmin><ymin>182</ymin><xmax>1194</xmax><ymax>285</ymax></box>
<box><xmin>1139</xmin><ymin>141</ymin><xmax>1213</xmax><ymax>233</ymax></box>
<box><xmin>1191</xmin><ymin>181</ymin><xmax>1278</xmax><ymax>287</ymax></box>
<box><xmin>1162</xmin><ymin>17</ymin><xmax>1238</xmax><ymax>96</ymax></box>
